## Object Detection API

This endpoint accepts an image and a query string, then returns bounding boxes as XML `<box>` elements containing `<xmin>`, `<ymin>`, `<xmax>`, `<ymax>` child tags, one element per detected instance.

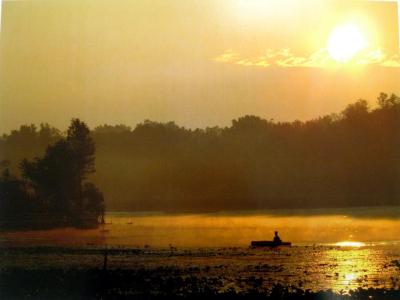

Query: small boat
<box><xmin>250</xmin><ymin>240</ymin><xmax>291</xmax><ymax>248</ymax></box>
<box><xmin>251</xmin><ymin>231</ymin><xmax>291</xmax><ymax>248</ymax></box>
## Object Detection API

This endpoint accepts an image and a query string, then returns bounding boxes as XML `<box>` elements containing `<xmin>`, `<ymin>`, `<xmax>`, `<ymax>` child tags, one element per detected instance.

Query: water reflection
<box><xmin>344</xmin><ymin>273</ymin><xmax>356</xmax><ymax>282</ymax></box>
<box><xmin>324</xmin><ymin>245</ymin><xmax>389</xmax><ymax>292</ymax></box>
<box><xmin>1</xmin><ymin>233</ymin><xmax>399</xmax><ymax>293</ymax></box>
<box><xmin>335</xmin><ymin>241</ymin><xmax>365</xmax><ymax>247</ymax></box>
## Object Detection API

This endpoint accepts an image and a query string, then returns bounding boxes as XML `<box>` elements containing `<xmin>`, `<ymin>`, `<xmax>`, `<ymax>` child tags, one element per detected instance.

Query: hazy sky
<box><xmin>1</xmin><ymin>0</ymin><xmax>399</xmax><ymax>132</ymax></box>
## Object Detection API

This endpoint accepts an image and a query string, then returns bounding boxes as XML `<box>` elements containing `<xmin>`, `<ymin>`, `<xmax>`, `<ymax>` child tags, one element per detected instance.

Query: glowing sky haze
<box><xmin>0</xmin><ymin>0</ymin><xmax>399</xmax><ymax>133</ymax></box>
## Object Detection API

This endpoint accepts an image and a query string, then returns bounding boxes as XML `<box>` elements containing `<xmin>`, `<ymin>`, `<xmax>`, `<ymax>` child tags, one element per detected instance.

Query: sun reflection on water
<box><xmin>344</xmin><ymin>273</ymin><xmax>356</xmax><ymax>283</ymax></box>
<box><xmin>335</xmin><ymin>241</ymin><xmax>366</xmax><ymax>247</ymax></box>
<box><xmin>325</xmin><ymin>244</ymin><xmax>384</xmax><ymax>292</ymax></box>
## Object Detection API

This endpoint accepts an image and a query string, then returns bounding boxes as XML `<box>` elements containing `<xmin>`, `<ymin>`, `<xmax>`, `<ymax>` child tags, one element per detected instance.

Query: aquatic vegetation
<box><xmin>0</xmin><ymin>267</ymin><xmax>399</xmax><ymax>299</ymax></box>
<box><xmin>1</xmin><ymin>244</ymin><xmax>399</xmax><ymax>298</ymax></box>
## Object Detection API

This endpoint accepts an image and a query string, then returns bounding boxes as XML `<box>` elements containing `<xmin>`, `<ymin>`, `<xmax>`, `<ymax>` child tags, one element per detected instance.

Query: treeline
<box><xmin>0</xmin><ymin>120</ymin><xmax>104</xmax><ymax>229</ymax></box>
<box><xmin>1</xmin><ymin>93</ymin><xmax>399</xmax><ymax>213</ymax></box>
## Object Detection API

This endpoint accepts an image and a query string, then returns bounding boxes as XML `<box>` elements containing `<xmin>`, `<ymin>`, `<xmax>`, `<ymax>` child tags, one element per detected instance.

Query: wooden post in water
<box><xmin>103</xmin><ymin>246</ymin><xmax>108</xmax><ymax>272</ymax></box>
<box><xmin>101</xmin><ymin>206</ymin><xmax>105</xmax><ymax>224</ymax></box>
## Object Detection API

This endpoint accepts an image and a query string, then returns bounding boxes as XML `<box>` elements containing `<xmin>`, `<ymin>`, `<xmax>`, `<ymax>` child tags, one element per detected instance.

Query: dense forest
<box><xmin>0</xmin><ymin>119</ymin><xmax>104</xmax><ymax>229</ymax></box>
<box><xmin>1</xmin><ymin>93</ymin><xmax>399</xmax><ymax>215</ymax></box>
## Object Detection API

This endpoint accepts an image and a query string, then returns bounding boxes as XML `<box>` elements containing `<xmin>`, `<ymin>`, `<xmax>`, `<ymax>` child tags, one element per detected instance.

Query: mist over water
<box><xmin>2</xmin><ymin>207</ymin><xmax>400</xmax><ymax>294</ymax></box>
<box><xmin>2</xmin><ymin>207</ymin><xmax>399</xmax><ymax>248</ymax></box>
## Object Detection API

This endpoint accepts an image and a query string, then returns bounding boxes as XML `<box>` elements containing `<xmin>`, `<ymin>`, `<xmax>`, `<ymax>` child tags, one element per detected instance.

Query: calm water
<box><xmin>1</xmin><ymin>207</ymin><xmax>399</xmax><ymax>247</ymax></box>
<box><xmin>1</xmin><ymin>208</ymin><xmax>399</xmax><ymax>293</ymax></box>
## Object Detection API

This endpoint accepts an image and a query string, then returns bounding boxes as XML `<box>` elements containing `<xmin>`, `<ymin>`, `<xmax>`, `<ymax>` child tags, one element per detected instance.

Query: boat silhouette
<box><xmin>251</xmin><ymin>231</ymin><xmax>291</xmax><ymax>247</ymax></box>
<box><xmin>250</xmin><ymin>240</ymin><xmax>291</xmax><ymax>247</ymax></box>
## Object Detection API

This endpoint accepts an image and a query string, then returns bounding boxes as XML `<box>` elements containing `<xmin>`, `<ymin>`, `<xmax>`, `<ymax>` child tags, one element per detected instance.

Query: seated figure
<box><xmin>273</xmin><ymin>231</ymin><xmax>282</xmax><ymax>243</ymax></box>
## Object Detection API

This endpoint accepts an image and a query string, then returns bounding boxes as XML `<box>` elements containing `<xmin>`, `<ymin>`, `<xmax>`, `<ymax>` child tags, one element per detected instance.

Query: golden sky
<box><xmin>0</xmin><ymin>0</ymin><xmax>399</xmax><ymax>132</ymax></box>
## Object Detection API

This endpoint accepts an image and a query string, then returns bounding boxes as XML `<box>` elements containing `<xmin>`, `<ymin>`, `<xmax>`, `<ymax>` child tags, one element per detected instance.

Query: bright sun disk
<box><xmin>327</xmin><ymin>24</ymin><xmax>368</xmax><ymax>63</ymax></box>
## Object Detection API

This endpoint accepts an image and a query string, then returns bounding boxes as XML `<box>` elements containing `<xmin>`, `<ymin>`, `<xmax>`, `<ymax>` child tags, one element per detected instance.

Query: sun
<box><xmin>327</xmin><ymin>24</ymin><xmax>368</xmax><ymax>63</ymax></box>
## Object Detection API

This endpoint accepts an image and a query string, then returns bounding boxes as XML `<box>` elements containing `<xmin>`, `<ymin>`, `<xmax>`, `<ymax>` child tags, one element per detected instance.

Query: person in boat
<box><xmin>273</xmin><ymin>231</ymin><xmax>282</xmax><ymax>243</ymax></box>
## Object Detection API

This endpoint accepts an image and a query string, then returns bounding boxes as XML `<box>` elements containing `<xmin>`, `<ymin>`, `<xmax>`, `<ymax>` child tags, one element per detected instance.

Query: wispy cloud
<box><xmin>214</xmin><ymin>48</ymin><xmax>400</xmax><ymax>68</ymax></box>
<box><xmin>380</xmin><ymin>54</ymin><xmax>400</xmax><ymax>67</ymax></box>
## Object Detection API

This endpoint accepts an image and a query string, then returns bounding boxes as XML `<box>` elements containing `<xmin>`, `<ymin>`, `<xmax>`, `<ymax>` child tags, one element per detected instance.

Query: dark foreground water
<box><xmin>1</xmin><ymin>208</ymin><xmax>399</xmax><ymax>299</ymax></box>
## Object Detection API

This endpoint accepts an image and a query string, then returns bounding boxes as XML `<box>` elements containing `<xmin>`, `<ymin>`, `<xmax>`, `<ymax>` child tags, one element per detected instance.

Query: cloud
<box><xmin>214</xmin><ymin>49</ymin><xmax>240</xmax><ymax>63</ymax></box>
<box><xmin>214</xmin><ymin>48</ymin><xmax>400</xmax><ymax>68</ymax></box>
<box><xmin>380</xmin><ymin>54</ymin><xmax>400</xmax><ymax>67</ymax></box>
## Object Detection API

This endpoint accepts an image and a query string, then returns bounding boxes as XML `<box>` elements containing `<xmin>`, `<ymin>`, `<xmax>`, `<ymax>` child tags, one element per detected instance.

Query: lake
<box><xmin>1</xmin><ymin>207</ymin><xmax>399</xmax><ymax>296</ymax></box>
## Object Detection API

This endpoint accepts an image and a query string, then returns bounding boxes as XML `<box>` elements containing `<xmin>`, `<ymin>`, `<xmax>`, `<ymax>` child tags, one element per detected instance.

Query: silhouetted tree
<box><xmin>0</xmin><ymin>168</ymin><xmax>33</xmax><ymax>229</ymax></box>
<box><xmin>0</xmin><ymin>119</ymin><xmax>104</xmax><ymax>227</ymax></box>
<box><xmin>377</xmin><ymin>93</ymin><xmax>400</xmax><ymax>109</ymax></box>
<box><xmin>82</xmin><ymin>182</ymin><xmax>105</xmax><ymax>224</ymax></box>
<box><xmin>1</xmin><ymin>94</ymin><xmax>399</xmax><ymax>214</ymax></box>
<box><xmin>66</xmin><ymin>119</ymin><xmax>96</xmax><ymax>220</ymax></box>
<box><xmin>21</xmin><ymin>139</ymin><xmax>76</xmax><ymax>223</ymax></box>
<box><xmin>342</xmin><ymin>99</ymin><xmax>369</xmax><ymax>121</ymax></box>
<box><xmin>67</xmin><ymin>119</ymin><xmax>96</xmax><ymax>180</ymax></box>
